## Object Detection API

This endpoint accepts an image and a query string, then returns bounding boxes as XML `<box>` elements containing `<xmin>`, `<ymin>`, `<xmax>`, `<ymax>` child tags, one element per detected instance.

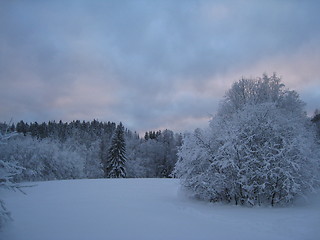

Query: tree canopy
<box><xmin>174</xmin><ymin>74</ymin><xmax>320</xmax><ymax>206</ymax></box>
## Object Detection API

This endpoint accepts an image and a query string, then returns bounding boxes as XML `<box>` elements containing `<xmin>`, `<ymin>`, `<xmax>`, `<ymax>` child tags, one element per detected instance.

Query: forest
<box><xmin>0</xmin><ymin>119</ymin><xmax>182</xmax><ymax>182</ymax></box>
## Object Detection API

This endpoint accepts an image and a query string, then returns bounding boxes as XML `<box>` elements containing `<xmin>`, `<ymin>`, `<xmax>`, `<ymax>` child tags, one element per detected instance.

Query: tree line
<box><xmin>0</xmin><ymin>119</ymin><xmax>182</xmax><ymax>182</ymax></box>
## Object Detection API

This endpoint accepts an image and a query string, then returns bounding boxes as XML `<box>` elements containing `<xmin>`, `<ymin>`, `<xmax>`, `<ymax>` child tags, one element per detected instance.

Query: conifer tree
<box><xmin>104</xmin><ymin>123</ymin><xmax>127</xmax><ymax>178</ymax></box>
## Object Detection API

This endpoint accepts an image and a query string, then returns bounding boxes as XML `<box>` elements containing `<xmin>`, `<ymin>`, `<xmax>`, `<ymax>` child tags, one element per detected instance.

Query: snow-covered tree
<box><xmin>103</xmin><ymin>123</ymin><xmax>127</xmax><ymax>178</ymax></box>
<box><xmin>125</xmin><ymin>130</ymin><xmax>181</xmax><ymax>178</ymax></box>
<box><xmin>312</xmin><ymin>109</ymin><xmax>320</xmax><ymax>139</ymax></box>
<box><xmin>0</xmin><ymin>129</ymin><xmax>24</xmax><ymax>228</ymax></box>
<box><xmin>83</xmin><ymin>140</ymin><xmax>104</xmax><ymax>179</ymax></box>
<box><xmin>0</xmin><ymin>136</ymin><xmax>85</xmax><ymax>182</ymax></box>
<box><xmin>175</xmin><ymin>74</ymin><xmax>320</xmax><ymax>206</ymax></box>
<box><xmin>174</xmin><ymin>128</ymin><xmax>216</xmax><ymax>200</ymax></box>
<box><xmin>0</xmin><ymin>160</ymin><xmax>24</xmax><ymax>228</ymax></box>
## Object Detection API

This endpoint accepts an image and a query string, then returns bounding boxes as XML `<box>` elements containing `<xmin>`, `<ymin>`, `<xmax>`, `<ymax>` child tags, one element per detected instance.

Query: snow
<box><xmin>1</xmin><ymin>178</ymin><xmax>319</xmax><ymax>240</ymax></box>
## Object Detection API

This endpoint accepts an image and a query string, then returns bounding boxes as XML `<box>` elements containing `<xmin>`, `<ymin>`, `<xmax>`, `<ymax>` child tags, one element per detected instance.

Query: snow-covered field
<box><xmin>1</xmin><ymin>179</ymin><xmax>319</xmax><ymax>240</ymax></box>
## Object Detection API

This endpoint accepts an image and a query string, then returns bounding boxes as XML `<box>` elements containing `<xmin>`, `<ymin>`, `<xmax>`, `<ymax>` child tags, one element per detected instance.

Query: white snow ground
<box><xmin>1</xmin><ymin>178</ymin><xmax>319</xmax><ymax>240</ymax></box>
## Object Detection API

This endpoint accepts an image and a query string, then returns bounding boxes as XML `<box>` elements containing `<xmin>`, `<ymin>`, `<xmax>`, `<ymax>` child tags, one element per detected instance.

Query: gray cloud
<box><xmin>1</xmin><ymin>0</ymin><xmax>320</xmax><ymax>133</ymax></box>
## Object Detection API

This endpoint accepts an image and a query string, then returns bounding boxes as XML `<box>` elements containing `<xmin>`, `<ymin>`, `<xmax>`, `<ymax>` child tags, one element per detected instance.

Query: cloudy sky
<box><xmin>1</xmin><ymin>0</ymin><xmax>320</xmax><ymax>133</ymax></box>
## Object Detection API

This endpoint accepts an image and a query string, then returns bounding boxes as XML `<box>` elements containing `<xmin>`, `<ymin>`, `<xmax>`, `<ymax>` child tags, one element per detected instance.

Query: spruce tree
<box><xmin>104</xmin><ymin>122</ymin><xmax>127</xmax><ymax>178</ymax></box>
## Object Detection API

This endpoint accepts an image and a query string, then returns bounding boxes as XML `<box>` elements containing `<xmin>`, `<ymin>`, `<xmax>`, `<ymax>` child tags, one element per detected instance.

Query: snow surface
<box><xmin>1</xmin><ymin>179</ymin><xmax>319</xmax><ymax>240</ymax></box>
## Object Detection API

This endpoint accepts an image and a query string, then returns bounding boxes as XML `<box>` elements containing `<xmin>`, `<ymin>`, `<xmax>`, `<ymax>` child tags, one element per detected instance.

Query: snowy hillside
<box><xmin>1</xmin><ymin>179</ymin><xmax>319</xmax><ymax>240</ymax></box>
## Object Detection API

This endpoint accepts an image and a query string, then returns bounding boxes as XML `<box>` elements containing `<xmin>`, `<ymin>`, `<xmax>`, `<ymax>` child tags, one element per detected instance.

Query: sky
<box><xmin>1</xmin><ymin>0</ymin><xmax>320</xmax><ymax>133</ymax></box>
